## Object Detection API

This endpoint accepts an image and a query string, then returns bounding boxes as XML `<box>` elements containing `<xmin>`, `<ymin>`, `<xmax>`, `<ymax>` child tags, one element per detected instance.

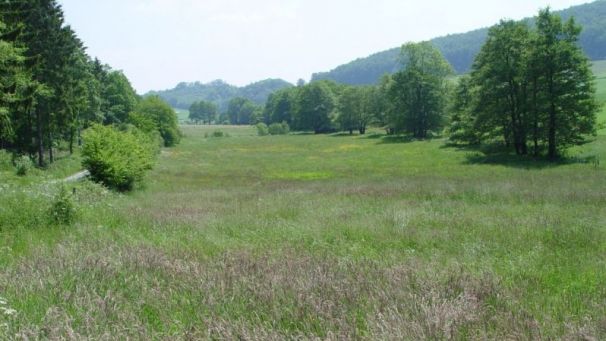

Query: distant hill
<box><xmin>147</xmin><ymin>78</ymin><xmax>293</xmax><ymax>111</ymax></box>
<box><xmin>312</xmin><ymin>0</ymin><xmax>606</xmax><ymax>85</ymax></box>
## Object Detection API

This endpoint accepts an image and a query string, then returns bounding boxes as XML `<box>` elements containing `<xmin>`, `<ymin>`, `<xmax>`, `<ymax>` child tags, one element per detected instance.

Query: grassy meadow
<box><xmin>0</xmin><ymin>66</ymin><xmax>605</xmax><ymax>339</ymax></box>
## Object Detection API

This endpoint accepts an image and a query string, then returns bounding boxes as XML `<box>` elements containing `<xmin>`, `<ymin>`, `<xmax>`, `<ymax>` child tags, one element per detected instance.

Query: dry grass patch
<box><xmin>2</xmin><ymin>238</ymin><xmax>602</xmax><ymax>339</ymax></box>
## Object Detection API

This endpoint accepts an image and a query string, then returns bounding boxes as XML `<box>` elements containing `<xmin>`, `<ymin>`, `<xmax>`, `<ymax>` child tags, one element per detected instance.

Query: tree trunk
<box><xmin>533</xmin><ymin>125</ymin><xmax>539</xmax><ymax>157</ymax></box>
<box><xmin>548</xmin><ymin>74</ymin><xmax>557</xmax><ymax>160</ymax></box>
<box><xmin>548</xmin><ymin>101</ymin><xmax>557</xmax><ymax>159</ymax></box>
<box><xmin>532</xmin><ymin>78</ymin><xmax>539</xmax><ymax>157</ymax></box>
<box><xmin>36</xmin><ymin>110</ymin><xmax>44</xmax><ymax>167</ymax></box>
<box><xmin>510</xmin><ymin>109</ymin><xmax>521</xmax><ymax>155</ymax></box>
<box><xmin>48</xmin><ymin>131</ymin><xmax>54</xmax><ymax>164</ymax></box>
<box><xmin>349</xmin><ymin>129</ymin><xmax>353</xmax><ymax>135</ymax></box>
<box><xmin>359</xmin><ymin>127</ymin><xmax>366</xmax><ymax>135</ymax></box>
<box><xmin>69</xmin><ymin>127</ymin><xmax>75</xmax><ymax>155</ymax></box>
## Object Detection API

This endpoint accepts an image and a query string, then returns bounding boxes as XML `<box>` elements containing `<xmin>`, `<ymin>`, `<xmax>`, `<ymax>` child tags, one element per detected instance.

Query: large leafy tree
<box><xmin>336</xmin><ymin>86</ymin><xmax>374</xmax><ymax>135</ymax></box>
<box><xmin>388</xmin><ymin>42</ymin><xmax>453</xmax><ymax>138</ymax></box>
<box><xmin>226</xmin><ymin>97</ymin><xmax>258</xmax><ymax>125</ymax></box>
<box><xmin>294</xmin><ymin>82</ymin><xmax>335</xmax><ymax>133</ymax></box>
<box><xmin>263</xmin><ymin>88</ymin><xmax>297</xmax><ymax>125</ymax></box>
<box><xmin>336</xmin><ymin>87</ymin><xmax>361</xmax><ymax>134</ymax></box>
<box><xmin>189</xmin><ymin>100</ymin><xmax>217</xmax><ymax>124</ymax></box>
<box><xmin>470</xmin><ymin>20</ymin><xmax>532</xmax><ymax>155</ymax></box>
<box><xmin>132</xmin><ymin>96</ymin><xmax>180</xmax><ymax>147</ymax></box>
<box><xmin>451</xmin><ymin>9</ymin><xmax>598</xmax><ymax>159</ymax></box>
<box><xmin>447</xmin><ymin>75</ymin><xmax>482</xmax><ymax>145</ymax></box>
<box><xmin>533</xmin><ymin>9</ymin><xmax>598</xmax><ymax>159</ymax></box>
<box><xmin>370</xmin><ymin>75</ymin><xmax>394</xmax><ymax>134</ymax></box>
<box><xmin>102</xmin><ymin>70</ymin><xmax>138</xmax><ymax>124</ymax></box>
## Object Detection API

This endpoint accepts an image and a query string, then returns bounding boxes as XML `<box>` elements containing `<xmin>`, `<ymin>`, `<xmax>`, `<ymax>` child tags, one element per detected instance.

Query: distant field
<box><xmin>593</xmin><ymin>61</ymin><xmax>606</xmax><ymax>134</ymax></box>
<box><xmin>592</xmin><ymin>60</ymin><xmax>606</xmax><ymax>78</ymax></box>
<box><xmin>174</xmin><ymin>108</ymin><xmax>189</xmax><ymax>123</ymax></box>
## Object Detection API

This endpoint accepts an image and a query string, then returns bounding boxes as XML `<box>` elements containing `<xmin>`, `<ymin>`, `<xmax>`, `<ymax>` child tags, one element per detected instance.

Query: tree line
<box><xmin>0</xmin><ymin>0</ymin><xmax>180</xmax><ymax>167</ymax></box>
<box><xmin>152</xmin><ymin>79</ymin><xmax>292</xmax><ymax>111</ymax></box>
<box><xmin>258</xmin><ymin>8</ymin><xmax>599</xmax><ymax>159</ymax></box>
<box><xmin>449</xmin><ymin>9</ymin><xmax>597</xmax><ymax>159</ymax></box>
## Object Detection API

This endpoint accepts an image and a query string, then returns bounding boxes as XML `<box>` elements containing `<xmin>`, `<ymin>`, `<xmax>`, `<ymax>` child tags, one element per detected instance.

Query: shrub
<box><xmin>281</xmin><ymin>121</ymin><xmax>290</xmax><ymax>134</ymax></box>
<box><xmin>131</xmin><ymin>96</ymin><xmax>181</xmax><ymax>147</ymax></box>
<box><xmin>269</xmin><ymin>122</ymin><xmax>290</xmax><ymax>135</ymax></box>
<box><xmin>49</xmin><ymin>185</ymin><xmax>76</xmax><ymax>225</ymax></box>
<box><xmin>212</xmin><ymin>131</ymin><xmax>224</xmax><ymax>138</ymax></box>
<box><xmin>82</xmin><ymin>124</ymin><xmax>155</xmax><ymax>191</ymax></box>
<box><xmin>14</xmin><ymin>155</ymin><xmax>33</xmax><ymax>176</ymax></box>
<box><xmin>121</xmin><ymin>123</ymin><xmax>163</xmax><ymax>154</ymax></box>
<box><xmin>256</xmin><ymin>123</ymin><xmax>269</xmax><ymax>136</ymax></box>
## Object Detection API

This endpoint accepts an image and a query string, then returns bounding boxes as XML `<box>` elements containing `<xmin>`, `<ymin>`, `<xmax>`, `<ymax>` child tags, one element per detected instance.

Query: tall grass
<box><xmin>2</xmin><ymin>122</ymin><xmax>605</xmax><ymax>338</ymax></box>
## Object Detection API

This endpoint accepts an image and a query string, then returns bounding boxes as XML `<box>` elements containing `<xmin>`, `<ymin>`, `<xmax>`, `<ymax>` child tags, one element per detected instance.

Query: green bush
<box><xmin>256</xmin><ymin>123</ymin><xmax>269</xmax><ymax>136</ymax></box>
<box><xmin>121</xmin><ymin>123</ymin><xmax>164</xmax><ymax>154</ymax></box>
<box><xmin>130</xmin><ymin>96</ymin><xmax>181</xmax><ymax>147</ymax></box>
<box><xmin>269</xmin><ymin>122</ymin><xmax>290</xmax><ymax>135</ymax></box>
<box><xmin>212</xmin><ymin>131</ymin><xmax>225</xmax><ymax>138</ymax></box>
<box><xmin>82</xmin><ymin>124</ymin><xmax>156</xmax><ymax>191</ymax></box>
<box><xmin>162</xmin><ymin>126</ymin><xmax>182</xmax><ymax>146</ymax></box>
<box><xmin>14</xmin><ymin>155</ymin><xmax>33</xmax><ymax>176</ymax></box>
<box><xmin>49</xmin><ymin>185</ymin><xmax>76</xmax><ymax>225</ymax></box>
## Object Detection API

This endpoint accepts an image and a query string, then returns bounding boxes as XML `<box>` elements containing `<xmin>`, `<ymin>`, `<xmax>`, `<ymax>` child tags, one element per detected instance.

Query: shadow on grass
<box><xmin>331</xmin><ymin>132</ymin><xmax>358</xmax><ymax>137</ymax></box>
<box><xmin>290</xmin><ymin>132</ymin><xmax>316</xmax><ymax>136</ymax></box>
<box><xmin>376</xmin><ymin>134</ymin><xmax>440</xmax><ymax>145</ymax></box>
<box><xmin>365</xmin><ymin>133</ymin><xmax>384</xmax><ymax>139</ymax></box>
<box><xmin>443</xmin><ymin>142</ymin><xmax>601</xmax><ymax>169</ymax></box>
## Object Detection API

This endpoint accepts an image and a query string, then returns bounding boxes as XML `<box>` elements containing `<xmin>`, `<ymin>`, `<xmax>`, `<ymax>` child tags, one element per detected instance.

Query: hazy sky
<box><xmin>58</xmin><ymin>0</ymin><xmax>592</xmax><ymax>93</ymax></box>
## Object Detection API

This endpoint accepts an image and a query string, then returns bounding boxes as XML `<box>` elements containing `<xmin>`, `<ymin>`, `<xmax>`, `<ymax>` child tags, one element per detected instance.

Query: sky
<box><xmin>58</xmin><ymin>0</ymin><xmax>593</xmax><ymax>93</ymax></box>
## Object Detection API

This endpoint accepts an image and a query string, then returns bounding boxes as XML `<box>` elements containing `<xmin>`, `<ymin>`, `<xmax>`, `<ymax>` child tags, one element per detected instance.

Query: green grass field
<box><xmin>0</xmin><ymin>62</ymin><xmax>605</xmax><ymax>338</ymax></box>
<box><xmin>1</xmin><ymin>124</ymin><xmax>605</xmax><ymax>339</ymax></box>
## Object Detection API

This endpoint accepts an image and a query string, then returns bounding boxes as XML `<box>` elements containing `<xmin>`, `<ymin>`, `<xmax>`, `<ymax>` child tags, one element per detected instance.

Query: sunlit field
<box><xmin>0</xmin><ymin>63</ymin><xmax>604</xmax><ymax>340</ymax></box>
<box><xmin>3</xmin><ymin>0</ymin><xmax>606</xmax><ymax>338</ymax></box>
<box><xmin>1</xmin><ymin>117</ymin><xmax>605</xmax><ymax>338</ymax></box>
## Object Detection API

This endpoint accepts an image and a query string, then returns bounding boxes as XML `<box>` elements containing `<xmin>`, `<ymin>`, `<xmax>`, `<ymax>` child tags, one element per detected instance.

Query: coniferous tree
<box><xmin>0</xmin><ymin>1</ymin><xmax>149</xmax><ymax>164</ymax></box>
<box><xmin>0</xmin><ymin>20</ymin><xmax>25</xmax><ymax>147</ymax></box>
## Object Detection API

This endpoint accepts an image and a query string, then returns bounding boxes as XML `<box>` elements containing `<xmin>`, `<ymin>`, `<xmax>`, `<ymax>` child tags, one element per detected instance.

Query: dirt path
<box><xmin>64</xmin><ymin>170</ymin><xmax>90</xmax><ymax>182</ymax></box>
<box><xmin>48</xmin><ymin>170</ymin><xmax>90</xmax><ymax>184</ymax></box>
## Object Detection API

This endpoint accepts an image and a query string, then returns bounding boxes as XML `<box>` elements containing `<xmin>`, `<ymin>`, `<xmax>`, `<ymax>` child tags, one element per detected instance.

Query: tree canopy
<box><xmin>387</xmin><ymin>42</ymin><xmax>453</xmax><ymax>138</ymax></box>
<box><xmin>450</xmin><ymin>9</ymin><xmax>598</xmax><ymax>158</ymax></box>
<box><xmin>0</xmin><ymin>0</ymin><xmax>178</xmax><ymax>166</ymax></box>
